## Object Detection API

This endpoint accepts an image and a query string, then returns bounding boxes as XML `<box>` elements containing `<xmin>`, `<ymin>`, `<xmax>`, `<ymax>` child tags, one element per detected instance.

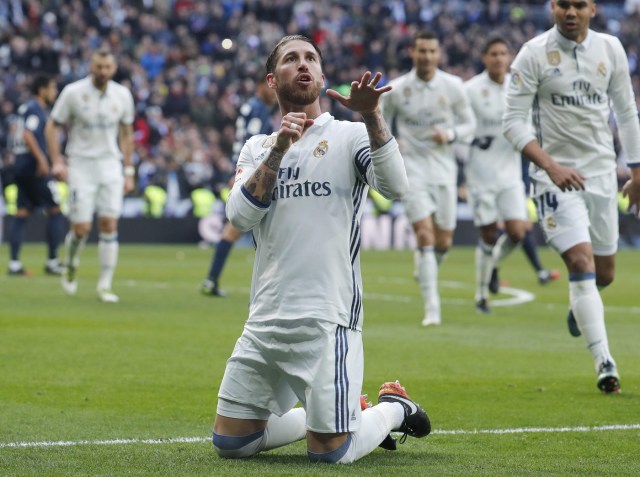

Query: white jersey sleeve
<box><xmin>608</xmin><ymin>37</ymin><xmax>640</xmax><ymax>167</ymax></box>
<box><xmin>226</xmin><ymin>134</ymin><xmax>275</xmax><ymax>232</ymax></box>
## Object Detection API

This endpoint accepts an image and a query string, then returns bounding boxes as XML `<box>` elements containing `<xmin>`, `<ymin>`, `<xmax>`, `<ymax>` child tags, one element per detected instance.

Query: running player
<box><xmin>381</xmin><ymin>30</ymin><xmax>476</xmax><ymax>326</ymax></box>
<box><xmin>503</xmin><ymin>0</ymin><xmax>640</xmax><ymax>393</ymax></box>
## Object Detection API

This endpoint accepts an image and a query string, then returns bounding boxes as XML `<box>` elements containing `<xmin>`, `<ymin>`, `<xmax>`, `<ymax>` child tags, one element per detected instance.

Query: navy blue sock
<box><xmin>522</xmin><ymin>230</ymin><xmax>543</xmax><ymax>272</ymax></box>
<box><xmin>208</xmin><ymin>239</ymin><xmax>234</xmax><ymax>281</ymax></box>
<box><xmin>45</xmin><ymin>212</ymin><xmax>64</xmax><ymax>260</ymax></box>
<box><xmin>8</xmin><ymin>216</ymin><xmax>27</xmax><ymax>261</ymax></box>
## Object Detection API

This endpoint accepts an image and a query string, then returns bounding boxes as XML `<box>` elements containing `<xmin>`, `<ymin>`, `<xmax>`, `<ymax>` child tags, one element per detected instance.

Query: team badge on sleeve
<box><xmin>510</xmin><ymin>72</ymin><xmax>522</xmax><ymax>88</ymax></box>
<box><xmin>313</xmin><ymin>140</ymin><xmax>328</xmax><ymax>158</ymax></box>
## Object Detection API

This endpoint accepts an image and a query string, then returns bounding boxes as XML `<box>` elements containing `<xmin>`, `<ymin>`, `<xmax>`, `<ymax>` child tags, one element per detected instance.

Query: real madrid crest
<box><xmin>313</xmin><ymin>140</ymin><xmax>328</xmax><ymax>158</ymax></box>
<box><xmin>262</xmin><ymin>136</ymin><xmax>276</xmax><ymax>148</ymax></box>
<box><xmin>547</xmin><ymin>51</ymin><xmax>561</xmax><ymax>66</ymax></box>
<box><xmin>545</xmin><ymin>215</ymin><xmax>557</xmax><ymax>230</ymax></box>
<box><xmin>597</xmin><ymin>62</ymin><xmax>607</xmax><ymax>77</ymax></box>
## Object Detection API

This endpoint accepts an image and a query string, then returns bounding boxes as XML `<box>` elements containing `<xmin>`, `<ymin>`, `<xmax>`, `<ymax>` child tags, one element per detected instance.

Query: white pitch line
<box><xmin>2</xmin><ymin>424</ymin><xmax>639</xmax><ymax>449</ymax></box>
<box><xmin>0</xmin><ymin>436</ymin><xmax>210</xmax><ymax>449</ymax></box>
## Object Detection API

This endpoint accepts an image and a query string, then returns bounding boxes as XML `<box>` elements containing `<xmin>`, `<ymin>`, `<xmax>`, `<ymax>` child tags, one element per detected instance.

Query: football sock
<box><xmin>98</xmin><ymin>232</ymin><xmax>119</xmax><ymax>291</ymax></box>
<box><xmin>46</xmin><ymin>212</ymin><xmax>64</xmax><ymax>260</ymax></box>
<box><xmin>522</xmin><ymin>230</ymin><xmax>543</xmax><ymax>272</ymax></box>
<box><xmin>208</xmin><ymin>239</ymin><xmax>233</xmax><ymax>281</ymax></box>
<box><xmin>309</xmin><ymin>403</ymin><xmax>402</xmax><ymax>464</ymax></box>
<box><xmin>8</xmin><ymin>216</ymin><xmax>26</xmax><ymax>261</ymax></box>
<box><xmin>65</xmin><ymin>231</ymin><xmax>87</xmax><ymax>268</ymax></box>
<box><xmin>416</xmin><ymin>246</ymin><xmax>440</xmax><ymax>319</ymax></box>
<box><xmin>492</xmin><ymin>233</ymin><xmax>519</xmax><ymax>264</ymax></box>
<box><xmin>475</xmin><ymin>240</ymin><xmax>494</xmax><ymax>301</ymax></box>
<box><xmin>262</xmin><ymin>407</ymin><xmax>306</xmax><ymax>450</ymax></box>
<box><xmin>569</xmin><ymin>273</ymin><xmax>614</xmax><ymax>371</ymax></box>
<box><xmin>213</xmin><ymin>407</ymin><xmax>306</xmax><ymax>458</ymax></box>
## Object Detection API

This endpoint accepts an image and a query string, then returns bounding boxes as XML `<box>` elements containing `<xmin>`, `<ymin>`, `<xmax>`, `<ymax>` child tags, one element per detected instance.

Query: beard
<box><xmin>277</xmin><ymin>78</ymin><xmax>323</xmax><ymax>106</ymax></box>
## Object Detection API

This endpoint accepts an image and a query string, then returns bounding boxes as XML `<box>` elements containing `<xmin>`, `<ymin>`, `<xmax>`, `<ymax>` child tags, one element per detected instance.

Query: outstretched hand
<box><xmin>326</xmin><ymin>71</ymin><xmax>391</xmax><ymax>114</ymax></box>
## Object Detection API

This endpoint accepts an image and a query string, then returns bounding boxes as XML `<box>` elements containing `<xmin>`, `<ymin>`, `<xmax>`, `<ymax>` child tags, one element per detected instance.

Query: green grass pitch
<box><xmin>1</xmin><ymin>243</ymin><xmax>639</xmax><ymax>476</ymax></box>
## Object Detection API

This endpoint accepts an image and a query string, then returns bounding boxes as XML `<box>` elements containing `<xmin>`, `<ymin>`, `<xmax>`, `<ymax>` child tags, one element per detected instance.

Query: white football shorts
<box><xmin>532</xmin><ymin>171</ymin><xmax>618</xmax><ymax>256</ymax></box>
<box><xmin>67</xmin><ymin>158</ymin><xmax>124</xmax><ymax>223</ymax></box>
<box><xmin>467</xmin><ymin>181</ymin><xmax>527</xmax><ymax>227</ymax></box>
<box><xmin>403</xmin><ymin>182</ymin><xmax>458</xmax><ymax>230</ymax></box>
<box><xmin>217</xmin><ymin>319</ymin><xmax>364</xmax><ymax>434</ymax></box>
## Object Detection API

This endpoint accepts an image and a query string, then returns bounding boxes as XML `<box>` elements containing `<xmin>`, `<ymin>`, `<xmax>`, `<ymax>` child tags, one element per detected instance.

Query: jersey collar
<box><xmin>411</xmin><ymin>68</ymin><xmax>439</xmax><ymax>89</ymax></box>
<box><xmin>552</xmin><ymin>25</ymin><xmax>593</xmax><ymax>52</ymax></box>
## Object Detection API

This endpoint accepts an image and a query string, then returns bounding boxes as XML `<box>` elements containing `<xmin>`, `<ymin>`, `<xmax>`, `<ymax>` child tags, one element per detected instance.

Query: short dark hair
<box><xmin>265</xmin><ymin>35</ymin><xmax>323</xmax><ymax>74</ymax></box>
<box><xmin>412</xmin><ymin>30</ymin><xmax>439</xmax><ymax>47</ymax></box>
<box><xmin>482</xmin><ymin>36</ymin><xmax>509</xmax><ymax>55</ymax></box>
<box><xmin>30</xmin><ymin>73</ymin><xmax>53</xmax><ymax>95</ymax></box>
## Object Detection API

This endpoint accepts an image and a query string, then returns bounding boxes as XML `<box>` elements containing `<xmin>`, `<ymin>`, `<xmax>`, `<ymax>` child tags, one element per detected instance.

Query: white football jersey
<box><xmin>465</xmin><ymin>71</ymin><xmax>522</xmax><ymax>192</ymax></box>
<box><xmin>227</xmin><ymin>112</ymin><xmax>407</xmax><ymax>331</ymax></box>
<box><xmin>50</xmin><ymin>77</ymin><xmax>135</xmax><ymax>161</ymax></box>
<box><xmin>381</xmin><ymin>68</ymin><xmax>476</xmax><ymax>184</ymax></box>
<box><xmin>504</xmin><ymin>26</ymin><xmax>640</xmax><ymax>182</ymax></box>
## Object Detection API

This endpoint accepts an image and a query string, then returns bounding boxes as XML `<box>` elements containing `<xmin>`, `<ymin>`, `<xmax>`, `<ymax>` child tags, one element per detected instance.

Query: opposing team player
<box><xmin>381</xmin><ymin>30</ymin><xmax>476</xmax><ymax>326</ymax></box>
<box><xmin>201</xmin><ymin>78</ymin><xmax>277</xmax><ymax>297</ymax></box>
<box><xmin>7</xmin><ymin>73</ymin><xmax>64</xmax><ymax>276</ymax></box>
<box><xmin>213</xmin><ymin>35</ymin><xmax>430</xmax><ymax>464</ymax></box>
<box><xmin>504</xmin><ymin>0</ymin><xmax>640</xmax><ymax>393</ymax></box>
<box><xmin>46</xmin><ymin>49</ymin><xmax>135</xmax><ymax>303</ymax></box>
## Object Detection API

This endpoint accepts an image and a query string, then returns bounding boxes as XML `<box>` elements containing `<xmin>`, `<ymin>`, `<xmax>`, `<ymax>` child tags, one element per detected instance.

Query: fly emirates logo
<box><xmin>272</xmin><ymin>166</ymin><xmax>332</xmax><ymax>201</ymax></box>
<box><xmin>550</xmin><ymin>80</ymin><xmax>604</xmax><ymax>107</ymax></box>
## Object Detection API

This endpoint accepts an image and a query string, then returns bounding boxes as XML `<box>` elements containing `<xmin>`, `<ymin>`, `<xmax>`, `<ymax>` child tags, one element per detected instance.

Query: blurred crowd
<box><xmin>1</xmin><ymin>0</ymin><xmax>640</xmax><ymax>217</ymax></box>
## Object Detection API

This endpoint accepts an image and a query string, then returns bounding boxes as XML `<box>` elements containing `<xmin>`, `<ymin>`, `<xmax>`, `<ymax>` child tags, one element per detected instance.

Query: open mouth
<box><xmin>296</xmin><ymin>73</ymin><xmax>313</xmax><ymax>85</ymax></box>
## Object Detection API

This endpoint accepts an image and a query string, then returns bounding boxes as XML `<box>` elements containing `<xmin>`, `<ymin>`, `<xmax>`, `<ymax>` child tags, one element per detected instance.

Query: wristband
<box><xmin>124</xmin><ymin>165</ymin><xmax>135</xmax><ymax>176</ymax></box>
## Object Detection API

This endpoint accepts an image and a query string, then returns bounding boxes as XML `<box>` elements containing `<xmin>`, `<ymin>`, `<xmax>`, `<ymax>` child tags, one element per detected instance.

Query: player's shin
<box><xmin>569</xmin><ymin>276</ymin><xmax>614</xmax><ymax>369</ymax></box>
<box><xmin>97</xmin><ymin>231</ymin><xmax>118</xmax><ymax>291</ymax></box>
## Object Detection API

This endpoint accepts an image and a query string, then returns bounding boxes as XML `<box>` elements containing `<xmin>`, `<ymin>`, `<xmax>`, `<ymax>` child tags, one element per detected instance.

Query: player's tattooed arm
<box><xmin>361</xmin><ymin>110</ymin><xmax>393</xmax><ymax>152</ymax></box>
<box><xmin>243</xmin><ymin>146</ymin><xmax>285</xmax><ymax>205</ymax></box>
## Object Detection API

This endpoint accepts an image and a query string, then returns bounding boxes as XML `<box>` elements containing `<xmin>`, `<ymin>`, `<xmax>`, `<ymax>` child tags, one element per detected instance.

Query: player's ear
<box><xmin>266</xmin><ymin>73</ymin><xmax>277</xmax><ymax>90</ymax></box>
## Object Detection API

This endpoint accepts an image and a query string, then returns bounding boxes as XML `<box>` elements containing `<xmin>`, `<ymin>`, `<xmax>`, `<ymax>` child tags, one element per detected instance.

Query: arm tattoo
<box><xmin>244</xmin><ymin>147</ymin><xmax>286</xmax><ymax>206</ymax></box>
<box><xmin>362</xmin><ymin>111</ymin><xmax>392</xmax><ymax>151</ymax></box>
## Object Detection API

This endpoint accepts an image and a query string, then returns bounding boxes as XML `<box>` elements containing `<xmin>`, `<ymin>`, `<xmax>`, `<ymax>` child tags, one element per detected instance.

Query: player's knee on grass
<box><xmin>307</xmin><ymin>434</ymin><xmax>354</xmax><ymax>464</ymax></box>
<box><xmin>212</xmin><ymin>429</ymin><xmax>266</xmax><ymax>458</ymax></box>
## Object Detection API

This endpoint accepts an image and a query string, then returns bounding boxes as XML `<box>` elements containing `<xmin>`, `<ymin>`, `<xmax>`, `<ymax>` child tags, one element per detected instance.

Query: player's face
<box><xmin>411</xmin><ymin>39</ymin><xmax>440</xmax><ymax>80</ymax></box>
<box><xmin>552</xmin><ymin>0</ymin><xmax>595</xmax><ymax>42</ymax></box>
<box><xmin>90</xmin><ymin>54</ymin><xmax>117</xmax><ymax>90</ymax></box>
<box><xmin>482</xmin><ymin>42</ymin><xmax>510</xmax><ymax>78</ymax></box>
<box><xmin>43</xmin><ymin>80</ymin><xmax>58</xmax><ymax>106</ymax></box>
<box><xmin>269</xmin><ymin>40</ymin><xmax>324</xmax><ymax>106</ymax></box>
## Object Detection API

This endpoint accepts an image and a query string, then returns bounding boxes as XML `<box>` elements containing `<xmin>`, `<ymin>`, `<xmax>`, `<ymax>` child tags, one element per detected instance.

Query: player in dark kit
<box><xmin>201</xmin><ymin>79</ymin><xmax>277</xmax><ymax>296</ymax></box>
<box><xmin>7</xmin><ymin>73</ymin><xmax>64</xmax><ymax>276</ymax></box>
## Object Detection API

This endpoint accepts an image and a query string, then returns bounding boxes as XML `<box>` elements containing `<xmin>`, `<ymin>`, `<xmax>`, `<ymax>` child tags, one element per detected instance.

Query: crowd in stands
<box><xmin>1</xmin><ymin>0</ymin><xmax>639</xmax><ymax>218</ymax></box>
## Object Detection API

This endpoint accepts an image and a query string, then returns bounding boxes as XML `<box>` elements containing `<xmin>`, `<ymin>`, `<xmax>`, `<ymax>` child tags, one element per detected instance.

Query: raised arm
<box><xmin>327</xmin><ymin>71</ymin><xmax>408</xmax><ymax>198</ymax></box>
